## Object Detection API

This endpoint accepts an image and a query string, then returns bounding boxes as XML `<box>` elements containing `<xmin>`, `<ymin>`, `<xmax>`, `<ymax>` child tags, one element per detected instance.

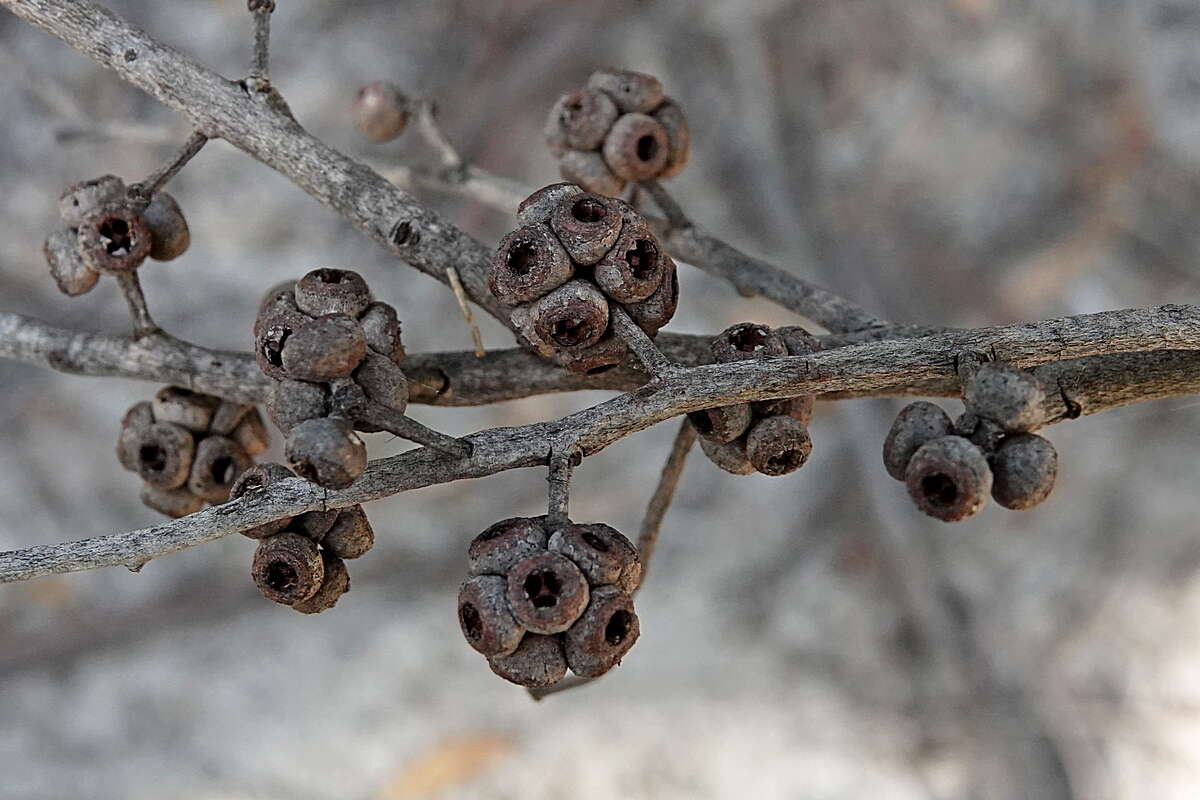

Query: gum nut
<box><xmin>134</xmin><ymin>422</ymin><xmax>196</xmax><ymax>490</ymax></box>
<box><xmin>882</xmin><ymin>401</ymin><xmax>954</xmax><ymax>481</ymax></box>
<box><xmin>588</xmin><ymin>68</ymin><xmax>665</xmax><ymax>113</ymax></box>
<box><xmin>321</xmin><ymin>505</ymin><xmax>375</xmax><ymax>559</ymax></box>
<box><xmin>505</xmin><ymin>552</ymin><xmax>590</xmax><ymax>635</ymax></box>
<box><xmin>529</xmin><ymin>279</ymin><xmax>610</xmax><ymax>353</ymax></box>
<box><xmin>294</xmin><ymin>268</ymin><xmax>372</xmax><ymax>318</ymax></box>
<box><xmin>593</xmin><ymin>212</ymin><xmax>667</xmax><ymax>302</ymax></box>
<box><xmin>517</xmin><ymin>183</ymin><xmax>584</xmax><ymax>227</ymax></box>
<box><xmin>964</xmin><ymin>363</ymin><xmax>1047</xmax><ymax>432</ymax></box>
<box><xmin>489</xmin><ymin>224</ymin><xmax>574</xmax><ymax>306</ymax></box>
<box><xmin>209</xmin><ymin>401</ymin><xmax>255</xmax><ymax>436</ymax></box>
<box><xmin>187</xmin><ymin>435</ymin><xmax>252</xmax><ymax>503</ymax></box>
<box><xmin>602</xmin><ymin>112</ymin><xmax>670</xmax><ymax>182</ymax></box>
<box><xmin>229</xmin><ymin>462</ymin><xmax>296</xmax><ymax>539</ymax></box>
<box><xmin>990</xmin><ymin>433</ymin><xmax>1058</xmax><ymax>510</ymax></box>
<box><xmin>563</xmin><ymin>586</ymin><xmax>640</xmax><ymax>678</ymax></box>
<box><xmin>267</xmin><ymin>379</ymin><xmax>329</xmax><ymax>433</ymax></box>
<box><xmin>285</xmin><ymin>416</ymin><xmax>367</xmax><ymax>490</ymax></box>
<box><xmin>545</xmin><ymin>87</ymin><xmax>619</xmax><ymax>153</ymax></box>
<box><xmin>711</xmin><ymin>323</ymin><xmax>788</xmax><ymax>363</ymax></box>
<box><xmin>653</xmin><ymin>100</ymin><xmax>691</xmax><ymax>178</ymax></box>
<box><xmin>468</xmin><ymin>516</ymin><xmax>549</xmax><ymax>576</ymax></box>
<box><xmin>58</xmin><ymin>174</ymin><xmax>125</xmax><ymax>228</ymax></box>
<box><xmin>621</xmin><ymin>259</ymin><xmax>678</xmax><ymax>335</ymax></box>
<box><xmin>231</xmin><ymin>410</ymin><xmax>270</xmax><ymax>457</ymax></box>
<box><xmin>354</xmin><ymin>351</ymin><xmax>409</xmax><ymax>413</ymax></box>
<box><xmin>745</xmin><ymin>415</ymin><xmax>813</xmax><ymax>476</ymax></box>
<box><xmin>77</xmin><ymin>203</ymin><xmax>152</xmax><ymax>275</ymax></box>
<box><xmin>698</xmin><ymin>434</ymin><xmax>755</xmax><ymax>476</ymax></box>
<box><xmin>291</xmin><ymin>552</ymin><xmax>352</xmax><ymax>614</ymax></box>
<box><xmin>353</xmin><ymin>81</ymin><xmax>410</xmax><ymax>142</ymax></box>
<box><xmin>549</xmin><ymin>191</ymin><xmax>623</xmax><ymax>266</ymax></box>
<box><xmin>151</xmin><ymin>386</ymin><xmax>219</xmax><ymax>433</ymax></box>
<box><xmin>43</xmin><ymin>228</ymin><xmax>99</xmax><ymax>296</ymax></box>
<box><xmin>140</xmin><ymin>485</ymin><xmax>204</xmax><ymax>519</ymax></box>
<box><xmin>458</xmin><ymin>574</ymin><xmax>525</xmax><ymax>657</ymax></box>
<box><xmin>117</xmin><ymin>401</ymin><xmax>155</xmax><ymax>472</ymax></box>
<box><xmin>905</xmin><ymin>436</ymin><xmax>993</xmax><ymax>523</ymax></box>
<box><xmin>358</xmin><ymin>301</ymin><xmax>405</xmax><ymax>362</ymax></box>
<box><xmin>141</xmin><ymin>192</ymin><xmax>190</xmax><ymax>261</ymax></box>
<box><xmin>251</xmin><ymin>531</ymin><xmax>325</xmax><ymax>605</ymax></box>
<box><xmin>547</xmin><ymin>522</ymin><xmax>637</xmax><ymax>587</ymax></box>
<box><xmin>279</xmin><ymin>314</ymin><xmax>368</xmax><ymax>381</ymax></box>
<box><xmin>687</xmin><ymin>403</ymin><xmax>752</xmax><ymax>445</ymax></box>
<box><xmin>487</xmin><ymin>634</ymin><xmax>567</xmax><ymax>688</ymax></box>
<box><xmin>254</xmin><ymin>309</ymin><xmax>309</xmax><ymax>381</ymax></box>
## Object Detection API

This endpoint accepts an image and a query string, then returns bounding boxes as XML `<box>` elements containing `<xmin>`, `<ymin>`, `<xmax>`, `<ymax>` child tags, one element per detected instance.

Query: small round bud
<box><xmin>141</xmin><ymin>192</ymin><xmax>190</xmax><ymax>261</ymax></box>
<box><xmin>43</xmin><ymin>228</ymin><xmax>99</xmax><ymax>296</ymax></box>
<box><xmin>117</xmin><ymin>401</ymin><xmax>155</xmax><ymax>472</ymax></box>
<box><xmin>252</xmin><ymin>532</ymin><xmax>325</xmax><ymax>605</ymax></box>
<box><xmin>602</xmin><ymin>112</ymin><xmax>670</xmax><ymax>182</ymax></box>
<box><xmin>358</xmin><ymin>301</ymin><xmax>405</xmax><ymax>362</ymax></box>
<box><xmin>267</xmin><ymin>379</ymin><xmax>329</xmax><ymax>432</ymax></box>
<box><xmin>563</xmin><ymin>586</ymin><xmax>640</xmax><ymax>678</ymax></box>
<box><xmin>139</xmin><ymin>485</ymin><xmax>204</xmax><ymax>518</ymax></box>
<box><xmin>285</xmin><ymin>416</ymin><xmax>367</xmax><ymax>489</ymax></box>
<box><xmin>558</xmin><ymin>149</ymin><xmax>625</xmax><ymax>197</ymax></box>
<box><xmin>687</xmin><ymin>403</ymin><xmax>752</xmax><ymax>444</ymax></box>
<box><xmin>517</xmin><ymin>183</ymin><xmax>584</xmax><ymax>227</ymax></box>
<box><xmin>294</xmin><ymin>268</ymin><xmax>371</xmax><ymax>318</ymax></box>
<box><xmin>547</xmin><ymin>523</ymin><xmax>638</xmax><ymax>588</ymax></box>
<box><xmin>990</xmin><ymin>433</ymin><xmax>1058</xmax><ymax>510</ymax></box>
<box><xmin>354</xmin><ymin>351</ymin><xmax>409</xmax><ymax>413</ymax></box>
<box><xmin>698</xmin><ymin>433</ymin><xmax>755</xmax><ymax>476</ymax></box>
<box><xmin>593</xmin><ymin>213</ymin><xmax>668</xmax><ymax>302</ymax></box>
<box><xmin>468</xmin><ymin>517</ymin><xmax>548</xmax><ymax>577</ymax></box>
<box><xmin>77</xmin><ymin>204</ymin><xmax>152</xmax><ymax>274</ymax></box>
<box><xmin>487</xmin><ymin>633</ymin><xmax>567</xmax><ymax>688</ymax></box>
<box><xmin>230</xmin><ymin>409</ymin><xmax>269</xmax><ymax>457</ymax></box>
<box><xmin>882</xmin><ymin>401</ymin><xmax>955</xmax><ymax>481</ymax></box>
<box><xmin>353</xmin><ymin>81</ymin><xmax>410</xmax><ymax>142</ymax></box>
<box><xmin>652</xmin><ymin>100</ymin><xmax>691</xmax><ymax>178</ymax></box>
<box><xmin>527</xmin><ymin>280</ymin><xmax>611</xmax><ymax>353</ymax></box>
<box><xmin>745</xmin><ymin>415</ymin><xmax>813</xmax><ymax>476</ymax></box>
<box><xmin>134</xmin><ymin>422</ymin><xmax>196</xmax><ymax>490</ymax></box>
<box><xmin>549</xmin><ymin>192</ymin><xmax>624</xmax><ymax>266</ymax></box>
<box><xmin>230</xmin><ymin>462</ymin><xmax>296</xmax><ymax>539</ymax></box>
<box><xmin>963</xmin><ymin>363</ymin><xmax>1046</xmax><ymax>432</ymax></box>
<box><xmin>188</xmin><ymin>435</ymin><xmax>252</xmax><ymax>503</ymax></box>
<box><xmin>588</xmin><ymin>68</ymin><xmax>665</xmax><ymax>113</ymax></box>
<box><xmin>322</xmin><ymin>506</ymin><xmax>375</xmax><ymax>559</ymax></box>
<box><xmin>152</xmin><ymin>386</ymin><xmax>219</xmax><ymax>433</ymax></box>
<box><xmin>505</xmin><ymin>552</ymin><xmax>590</xmax><ymax>635</ymax></box>
<box><xmin>621</xmin><ymin>263</ymin><xmax>678</xmax><ymax>336</ymax></box>
<box><xmin>458</xmin><ymin>574</ymin><xmax>525</xmax><ymax>658</ymax></box>
<box><xmin>545</xmin><ymin>88</ymin><xmax>619</xmax><ymax>154</ymax></box>
<box><xmin>58</xmin><ymin>174</ymin><xmax>124</xmax><ymax>228</ymax></box>
<box><xmin>489</xmin><ymin>224</ymin><xmax>574</xmax><ymax>306</ymax></box>
<box><xmin>711</xmin><ymin>323</ymin><xmax>788</xmax><ymax>363</ymax></box>
<box><xmin>280</xmin><ymin>314</ymin><xmax>368</xmax><ymax>381</ymax></box>
<box><xmin>905</xmin><ymin>436</ymin><xmax>993</xmax><ymax>522</ymax></box>
<box><xmin>292</xmin><ymin>552</ymin><xmax>351</xmax><ymax>614</ymax></box>
<box><xmin>255</xmin><ymin>309</ymin><xmax>308</xmax><ymax>381</ymax></box>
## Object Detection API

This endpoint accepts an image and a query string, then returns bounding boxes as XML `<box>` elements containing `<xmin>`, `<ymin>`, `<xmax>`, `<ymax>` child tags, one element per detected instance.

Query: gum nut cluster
<box><xmin>491</xmin><ymin>183</ymin><xmax>679</xmax><ymax>374</ymax></box>
<box><xmin>691</xmin><ymin>323</ymin><xmax>819</xmax><ymax>477</ymax></box>
<box><xmin>43</xmin><ymin>174</ymin><xmax>190</xmax><ymax>296</ymax></box>
<box><xmin>352</xmin><ymin>81</ymin><xmax>410</xmax><ymax>142</ymax></box>
<box><xmin>231</xmin><ymin>463</ymin><xmax>373</xmax><ymax>614</ymax></box>
<box><xmin>117</xmin><ymin>387</ymin><xmax>267</xmax><ymax>518</ymax></box>
<box><xmin>458</xmin><ymin>516</ymin><xmax>643</xmax><ymax>688</ymax></box>
<box><xmin>882</xmin><ymin>364</ymin><xmax>1059</xmax><ymax>522</ymax></box>
<box><xmin>545</xmin><ymin>69</ymin><xmax>690</xmax><ymax>197</ymax></box>
<box><xmin>255</xmin><ymin>268</ymin><xmax>408</xmax><ymax>489</ymax></box>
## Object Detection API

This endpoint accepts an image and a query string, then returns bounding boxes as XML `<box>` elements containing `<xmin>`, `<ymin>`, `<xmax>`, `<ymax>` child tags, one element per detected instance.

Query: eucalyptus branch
<box><xmin>635</xmin><ymin>418</ymin><xmax>697</xmax><ymax>589</ymax></box>
<box><xmin>114</xmin><ymin>272</ymin><xmax>158</xmax><ymax>337</ymax></box>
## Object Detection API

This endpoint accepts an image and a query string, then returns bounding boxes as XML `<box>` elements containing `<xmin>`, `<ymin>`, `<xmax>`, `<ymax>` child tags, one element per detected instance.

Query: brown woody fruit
<box><xmin>322</xmin><ymin>506</ymin><xmax>375</xmax><ymax>559</ymax></box>
<box><xmin>77</xmin><ymin>204</ymin><xmax>152</xmax><ymax>274</ymax></box>
<box><xmin>267</xmin><ymin>379</ymin><xmax>328</xmax><ymax>432</ymax></box>
<box><xmin>43</xmin><ymin>228</ymin><xmax>99</xmax><ymax>296</ymax></box>
<box><xmin>489</xmin><ymin>224</ymin><xmax>574</xmax><ymax>305</ymax></box>
<box><xmin>353</xmin><ymin>81</ymin><xmax>410</xmax><ymax>142</ymax></box>
<box><xmin>547</xmin><ymin>523</ymin><xmax>637</xmax><ymax>587</ymax></box>
<box><xmin>754</xmin><ymin>395</ymin><xmax>815</xmax><ymax>428</ymax></box>
<box><xmin>963</xmin><ymin>363</ymin><xmax>1046</xmax><ymax>432</ymax></box>
<box><xmin>187</xmin><ymin>435</ymin><xmax>252</xmax><ymax>502</ymax></box>
<box><xmin>882</xmin><ymin>401</ymin><xmax>955</xmax><ymax>481</ymax></box>
<box><xmin>328</xmin><ymin>377</ymin><xmax>370</xmax><ymax>422</ymax></box>
<box><xmin>545</xmin><ymin>87</ymin><xmax>620</xmax><ymax>155</ymax></box>
<box><xmin>292</xmin><ymin>552</ymin><xmax>351</xmax><ymax>614</ymax></box>
<box><xmin>602</xmin><ymin>112</ymin><xmax>670</xmax><ymax>182</ymax></box>
<box><xmin>230</xmin><ymin>410</ymin><xmax>270</xmax><ymax>457</ymax></box>
<box><xmin>151</xmin><ymin>386</ymin><xmax>219</xmax><ymax>433</ymax></box>
<box><xmin>133</xmin><ymin>422</ymin><xmax>196</xmax><ymax>490</ymax></box>
<box><xmin>990</xmin><ymin>433</ymin><xmax>1058</xmax><ymax>510</ymax></box>
<box><xmin>209</xmin><ymin>401</ymin><xmax>254</xmax><ymax>436</ymax></box>
<box><xmin>553</xmin><ymin>334</ymin><xmax>629</xmax><ymax>376</ymax></box>
<box><xmin>559</xmin><ymin>149</ymin><xmax>625</xmax><ymax>197</ymax></box>
<box><xmin>621</xmin><ymin>263</ymin><xmax>678</xmax><ymax>336</ymax></box>
<box><xmin>517</xmin><ymin>183</ymin><xmax>584</xmax><ymax>227</ymax></box>
<box><xmin>358</xmin><ymin>301</ymin><xmax>405</xmax><ymax>362</ymax></box>
<box><xmin>562</xmin><ymin>586</ymin><xmax>640</xmax><ymax>678</ymax></box>
<box><xmin>458</xmin><ymin>575</ymin><xmax>525</xmax><ymax>658</ymax></box>
<box><xmin>593</xmin><ymin>212</ymin><xmax>668</xmax><ymax>302</ymax></box>
<box><xmin>525</xmin><ymin>280</ymin><xmax>610</xmax><ymax>353</ymax></box>
<box><xmin>698</xmin><ymin>434</ymin><xmax>755</xmax><ymax>476</ymax></box>
<box><xmin>954</xmin><ymin>411</ymin><xmax>1006</xmax><ymax>454</ymax></box>
<box><xmin>712</xmin><ymin>323</ymin><xmax>788</xmax><ymax>363</ymax></box>
<box><xmin>291</xmin><ymin>508</ymin><xmax>341</xmax><ymax>542</ymax></box>
<box><xmin>58</xmin><ymin>174</ymin><xmax>125</xmax><ymax>228</ymax></box>
<box><xmin>487</xmin><ymin>633</ymin><xmax>567</xmax><ymax>688</ymax></box>
<box><xmin>354</xmin><ymin>351</ymin><xmax>409</xmax><ymax>412</ymax></box>
<box><xmin>548</xmin><ymin>192</ymin><xmax>623</xmax><ymax>266</ymax></box>
<box><xmin>285</xmin><ymin>416</ymin><xmax>367</xmax><ymax>489</ymax></box>
<box><xmin>505</xmin><ymin>552</ymin><xmax>590</xmax><ymax>635</ymax></box>
<box><xmin>588</xmin><ymin>68</ymin><xmax>665</xmax><ymax>113</ymax></box>
<box><xmin>117</xmin><ymin>401</ymin><xmax>155</xmax><ymax>471</ymax></box>
<box><xmin>468</xmin><ymin>517</ymin><xmax>549</xmax><ymax>577</ymax></box>
<box><xmin>252</xmin><ymin>532</ymin><xmax>325</xmax><ymax>605</ymax></box>
<box><xmin>258</xmin><ymin>280</ymin><xmax>298</xmax><ymax>318</ymax></box>
<box><xmin>139</xmin><ymin>485</ymin><xmax>204</xmax><ymax>519</ymax></box>
<box><xmin>294</xmin><ymin>268</ymin><xmax>371</xmax><ymax>318</ymax></box>
<box><xmin>652</xmin><ymin>100</ymin><xmax>691</xmax><ymax>178</ymax></box>
<box><xmin>280</xmin><ymin>314</ymin><xmax>368</xmax><ymax>382</ymax></box>
<box><xmin>905</xmin><ymin>436</ymin><xmax>993</xmax><ymax>522</ymax></box>
<box><xmin>255</xmin><ymin>309</ymin><xmax>308</xmax><ymax>381</ymax></box>
<box><xmin>778</xmin><ymin>325</ymin><xmax>822</xmax><ymax>358</ymax></box>
<box><xmin>230</xmin><ymin>462</ymin><xmax>297</xmax><ymax>539</ymax></box>
<box><xmin>141</xmin><ymin>192</ymin><xmax>190</xmax><ymax>261</ymax></box>
<box><xmin>687</xmin><ymin>403</ymin><xmax>752</xmax><ymax>445</ymax></box>
<box><xmin>745</xmin><ymin>415</ymin><xmax>813</xmax><ymax>476</ymax></box>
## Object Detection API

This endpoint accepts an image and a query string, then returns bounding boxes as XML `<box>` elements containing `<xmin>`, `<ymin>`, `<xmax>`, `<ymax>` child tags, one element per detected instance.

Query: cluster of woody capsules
<box><xmin>458</xmin><ymin>516</ymin><xmax>642</xmax><ymax>688</ymax></box>
<box><xmin>883</xmin><ymin>363</ymin><xmax>1059</xmax><ymax>521</ymax></box>
<box><xmin>230</xmin><ymin>463</ymin><xmax>374</xmax><ymax>614</ymax></box>
<box><xmin>117</xmin><ymin>387</ymin><xmax>267</xmax><ymax>517</ymax></box>
<box><xmin>43</xmin><ymin>174</ymin><xmax>189</xmax><ymax>296</ymax></box>
<box><xmin>689</xmin><ymin>323</ymin><xmax>819</xmax><ymax>476</ymax></box>
<box><xmin>255</xmin><ymin>268</ymin><xmax>410</xmax><ymax>489</ymax></box>
<box><xmin>491</xmin><ymin>183</ymin><xmax>678</xmax><ymax>374</ymax></box>
<box><xmin>545</xmin><ymin>69</ymin><xmax>690</xmax><ymax>196</ymax></box>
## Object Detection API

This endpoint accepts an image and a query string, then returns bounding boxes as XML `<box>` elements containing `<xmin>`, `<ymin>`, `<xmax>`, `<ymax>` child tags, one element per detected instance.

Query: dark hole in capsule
<box><xmin>551</xmin><ymin>315</ymin><xmax>594</xmax><ymax>346</ymax></box>
<box><xmin>265</xmin><ymin>561</ymin><xmax>297</xmax><ymax>592</ymax></box>
<box><xmin>635</xmin><ymin>135</ymin><xmax>659</xmax><ymax>162</ymax></box>
<box><xmin>262</xmin><ymin>325</ymin><xmax>292</xmax><ymax>367</ymax></box>
<box><xmin>572</xmin><ymin>198</ymin><xmax>607</xmax><ymax>224</ymax></box>
<box><xmin>605</xmin><ymin>610</ymin><xmax>633</xmax><ymax>646</ymax></box>
<box><xmin>767</xmin><ymin>449</ymin><xmax>805</xmax><ymax>473</ymax></box>
<box><xmin>688</xmin><ymin>410</ymin><xmax>716</xmax><ymax>435</ymax></box>
<box><xmin>139</xmin><ymin>444</ymin><xmax>166</xmax><ymax>472</ymax></box>
<box><xmin>731</xmin><ymin>326</ymin><xmax>770</xmax><ymax>352</ymax></box>
<box><xmin>625</xmin><ymin>239</ymin><xmax>659</xmax><ymax>279</ymax></box>
<box><xmin>581</xmin><ymin>530</ymin><xmax>611</xmax><ymax>552</ymax></box>
<box><xmin>211</xmin><ymin>456</ymin><xmax>236</xmax><ymax>486</ymax></box>
<box><xmin>922</xmin><ymin>473</ymin><xmax>958</xmax><ymax>505</ymax></box>
<box><xmin>315</xmin><ymin>268</ymin><xmax>346</xmax><ymax>284</ymax></box>
<box><xmin>459</xmin><ymin>602</ymin><xmax>483</xmax><ymax>640</ymax></box>
<box><xmin>99</xmin><ymin>218</ymin><xmax>134</xmax><ymax>257</ymax></box>
<box><xmin>294</xmin><ymin>461</ymin><xmax>318</xmax><ymax>483</ymax></box>
<box><xmin>585</xmin><ymin>363</ymin><xmax>618</xmax><ymax>375</ymax></box>
<box><xmin>506</xmin><ymin>241</ymin><xmax>539</xmax><ymax>276</ymax></box>
<box><xmin>523</xmin><ymin>569</ymin><xmax>562</xmax><ymax>608</ymax></box>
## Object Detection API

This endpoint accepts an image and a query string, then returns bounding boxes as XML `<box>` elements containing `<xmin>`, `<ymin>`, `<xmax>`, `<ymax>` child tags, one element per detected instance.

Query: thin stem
<box><xmin>247</xmin><ymin>0</ymin><xmax>273</xmax><ymax>84</ymax></box>
<box><xmin>640</xmin><ymin>179</ymin><xmax>690</xmax><ymax>231</ymax></box>
<box><xmin>357</xmin><ymin>401</ymin><xmax>472</xmax><ymax>458</ymax></box>
<box><xmin>412</xmin><ymin>98</ymin><xmax>463</xmax><ymax>171</ymax></box>
<box><xmin>115</xmin><ymin>271</ymin><xmax>158</xmax><ymax>337</ymax></box>
<box><xmin>127</xmin><ymin>130</ymin><xmax>209</xmax><ymax>206</ymax></box>
<box><xmin>446</xmin><ymin>266</ymin><xmax>486</xmax><ymax>357</ymax></box>
<box><xmin>611</xmin><ymin>306</ymin><xmax>675</xmax><ymax>381</ymax></box>
<box><xmin>546</xmin><ymin>444</ymin><xmax>578</xmax><ymax>527</ymax></box>
<box><xmin>635</xmin><ymin>418</ymin><xmax>697</xmax><ymax>592</ymax></box>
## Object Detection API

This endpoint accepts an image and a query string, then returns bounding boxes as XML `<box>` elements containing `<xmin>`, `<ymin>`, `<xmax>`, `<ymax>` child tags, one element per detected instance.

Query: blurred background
<box><xmin>2</xmin><ymin>0</ymin><xmax>1200</xmax><ymax>797</ymax></box>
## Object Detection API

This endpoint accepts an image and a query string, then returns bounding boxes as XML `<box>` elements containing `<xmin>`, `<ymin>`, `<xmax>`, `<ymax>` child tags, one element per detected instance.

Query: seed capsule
<box><xmin>134</xmin><ymin>422</ymin><xmax>196</xmax><ymax>490</ymax></box>
<box><xmin>294</xmin><ymin>268</ymin><xmax>372</xmax><ymax>318</ymax></box>
<box><xmin>528</xmin><ymin>280</ymin><xmax>610</xmax><ymax>352</ymax></box>
<box><xmin>489</xmin><ymin>224</ymin><xmax>574</xmax><ymax>306</ymax></box>
<box><xmin>43</xmin><ymin>228</ymin><xmax>99</xmax><ymax>296</ymax></box>
<box><xmin>545</xmin><ymin>87</ymin><xmax>619</xmax><ymax>154</ymax></box>
<box><xmin>58</xmin><ymin>174</ymin><xmax>125</xmax><ymax>228</ymax></box>
<box><xmin>487</xmin><ymin>633</ymin><xmax>567</xmax><ymax>688</ymax></box>
<box><xmin>602</xmin><ymin>112</ymin><xmax>670</xmax><ymax>182</ymax></box>
<box><xmin>255</xmin><ymin>309</ymin><xmax>308</xmax><ymax>381</ymax></box>
<box><xmin>698</xmin><ymin>434</ymin><xmax>755</xmax><ymax>476</ymax></box>
<box><xmin>588</xmin><ymin>68</ymin><xmax>665</xmax><ymax>114</ymax></box>
<box><xmin>358</xmin><ymin>301</ymin><xmax>405</xmax><ymax>362</ymax></box>
<box><xmin>285</xmin><ymin>416</ymin><xmax>367</xmax><ymax>489</ymax></box>
<box><xmin>141</xmin><ymin>192</ymin><xmax>190</xmax><ymax>261</ymax></box>
<box><xmin>77</xmin><ymin>204</ymin><xmax>152</xmax><ymax>274</ymax></box>
<box><xmin>904</xmin><ymin>436</ymin><xmax>993</xmax><ymax>522</ymax></box>
<box><xmin>963</xmin><ymin>363</ymin><xmax>1046</xmax><ymax>432</ymax></box>
<box><xmin>548</xmin><ymin>192</ymin><xmax>623</xmax><ymax>266</ymax></box>
<box><xmin>468</xmin><ymin>517</ymin><xmax>548</xmax><ymax>577</ymax></box>
<box><xmin>593</xmin><ymin>212</ymin><xmax>667</xmax><ymax>302</ymax></box>
<box><xmin>353</xmin><ymin>351</ymin><xmax>409</xmax><ymax>413</ymax></box>
<box><xmin>990</xmin><ymin>433</ymin><xmax>1058</xmax><ymax>510</ymax></box>
<box><xmin>321</xmin><ymin>505</ymin><xmax>375</xmax><ymax>559</ymax></box>
<box><xmin>517</xmin><ymin>183</ymin><xmax>584</xmax><ymax>227</ymax></box>
<box><xmin>745</xmin><ymin>415</ymin><xmax>813</xmax><ymax>476</ymax></box>
<box><xmin>882</xmin><ymin>402</ymin><xmax>955</xmax><ymax>481</ymax></box>
<box><xmin>505</xmin><ymin>552</ymin><xmax>590</xmax><ymax>635</ymax></box>
<box><xmin>563</xmin><ymin>586</ymin><xmax>640</xmax><ymax>678</ymax></box>
<box><xmin>280</xmin><ymin>314</ymin><xmax>368</xmax><ymax>381</ymax></box>
<box><xmin>230</xmin><ymin>409</ymin><xmax>269</xmax><ymax>457</ymax></box>
<box><xmin>553</xmin><ymin>334</ymin><xmax>629</xmax><ymax>376</ymax></box>
<box><xmin>353</xmin><ymin>81</ymin><xmax>410</xmax><ymax>142</ymax></box>
<box><xmin>547</xmin><ymin>522</ymin><xmax>637</xmax><ymax>587</ymax></box>
<box><xmin>188</xmin><ymin>435</ymin><xmax>252</xmax><ymax>503</ymax></box>
<box><xmin>712</xmin><ymin>323</ymin><xmax>788</xmax><ymax>363</ymax></box>
<box><xmin>251</xmin><ymin>531</ymin><xmax>325</xmax><ymax>605</ymax></box>
<box><xmin>687</xmin><ymin>403</ymin><xmax>752</xmax><ymax>445</ymax></box>
<box><xmin>117</xmin><ymin>401</ymin><xmax>155</xmax><ymax>472</ymax></box>
<box><xmin>558</xmin><ymin>149</ymin><xmax>625</xmax><ymax>197</ymax></box>
<box><xmin>267</xmin><ymin>379</ymin><xmax>329</xmax><ymax>432</ymax></box>
<box><xmin>621</xmin><ymin>263</ymin><xmax>678</xmax><ymax>336</ymax></box>
<box><xmin>139</xmin><ymin>485</ymin><xmax>204</xmax><ymax>518</ymax></box>
<box><xmin>291</xmin><ymin>552</ymin><xmax>351</xmax><ymax>614</ymax></box>
<box><xmin>152</xmin><ymin>386</ymin><xmax>219</xmax><ymax>433</ymax></box>
<box><xmin>458</xmin><ymin>574</ymin><xmax>525</xmax><ymax>658</ymax></box>
<box><xmin>652</xmin><ymin>100</ymin><xmax>691</xmax><ymax>178</ymax></box>
<box><xmin>257</xmin><ymin>280</ymin><xmax>298</xmax><ymax>318</ymax></box>
<box><xmin>230</xmin><ymin>462</ymin><xmax>297</xmax><ymax>539</ymax></box>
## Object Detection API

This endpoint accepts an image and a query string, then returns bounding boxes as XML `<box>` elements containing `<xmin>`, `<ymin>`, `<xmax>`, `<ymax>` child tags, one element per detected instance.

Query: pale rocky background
<box><xmin>2</xmin><ymin>1</ymin><xmax>1200</xmax><ymax>798</ymax></box>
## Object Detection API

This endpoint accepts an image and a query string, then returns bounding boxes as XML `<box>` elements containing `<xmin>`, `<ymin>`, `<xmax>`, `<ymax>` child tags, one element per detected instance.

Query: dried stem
<box><xmin>635</xmin><ymin>418</ymin><xmax>697</xmax><ymax>591</ymax></box>
<box><xmin>356</xmin><ymin>402</ymin><xmax>471</xmax><ymax>458</ymax></box>
<box><xmin>610</xmin><ymin>306</ymin><xmax>675</xmax><ymax>381</ymax></box>
<box><xmin>247</xmin><ymin>0</ymin><xmax>273</xmax><ymax>85</ymax></box>
<box><xmin>640</xmin><ymin>179</ymin><xmax>689</xmax><ymax>231</ymax></box>
<box><xmin>114</xmin><ymin>271</ymin><xmax>158</xmax><ymax>337</ymax></box>
<box><xmin>127</xmin><ymin>130</ymin><xmax>208</xmax><ymax>206</ymax></box>
<box><xmin>546</xmin><ymin>445</ymin><xmax>578</xmax><ymax>527</ymax></box>
<box><xmin>412</xmin><ymin>98</ymin><xmax>463</xmax><ymax>172</ymax></box>
<box><xmin>445</xmin><ymin>265</ymin><xmax>486</xmax><ymax>357</ymax></box>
